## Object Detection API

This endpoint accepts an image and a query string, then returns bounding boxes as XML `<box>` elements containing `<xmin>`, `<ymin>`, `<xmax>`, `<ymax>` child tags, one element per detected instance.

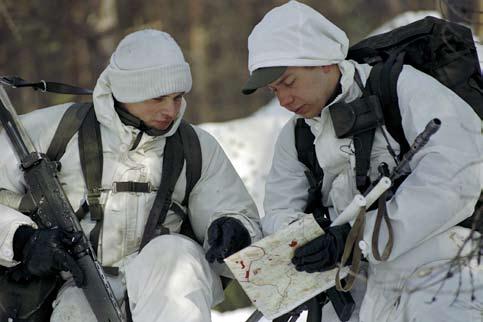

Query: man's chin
<box><xmin>299</xmin><ymin>106</ymin><xmax>323</xmax><ymax>119</ymax></box>
<box><xmin>150</xmin><ymin>121</ymin><xmax>173</xmax><ymax>130</ymax></box>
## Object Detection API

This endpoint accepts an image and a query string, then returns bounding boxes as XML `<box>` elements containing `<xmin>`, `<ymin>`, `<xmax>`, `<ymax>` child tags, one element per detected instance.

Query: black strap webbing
<box><xmin>294</xmin><ymin>118</ymin><xmax>328</xmax><ymax>221</ymax></box>
<box><xmin>179</xmin><ymin>120</ymin><xmax>202</xmax><ymax>207</ymax></box>
<box><xmin>78</xmin><ymin>107</ymin><xmax>104</xmax><ymax>252</ymax></box>
<box><xmin>293</xmin><ymin>118</ymin><xmax>355</xmax><ymax>322</ymax></box>
<box><xmin>353</xmin><ymin>129</ymin><xmax>376</xmax><ymax>192</ymax></box>
<box><xmin>47</xmin><ymin>104</ymin><xmax>203</xmax><ymax>252</ymax></box>
<box><xmin>378</xmin><ymin>54</ymin><xmax>410</xmax><ymax>156</ymax></box>
<box><xmin>0</xmin><ymin>76</ymin><xmax>92</xmax><ymax>95</ymax></box>
<box><xmin>46</xmin><ymin>103</ymin><xmax>93</xmax><ymax>162</ymax></box>
<box><xmin>140</xmin><ymin>129</ymin><xmax>185</xmax><ymax>249</ymax></box>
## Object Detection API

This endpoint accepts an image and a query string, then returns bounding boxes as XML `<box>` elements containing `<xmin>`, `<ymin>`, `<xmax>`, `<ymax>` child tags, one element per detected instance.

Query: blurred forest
<box><xmin>0</xmin><ymin>0</ymin><xmax>481</xmax><ymax>123</ymax></box>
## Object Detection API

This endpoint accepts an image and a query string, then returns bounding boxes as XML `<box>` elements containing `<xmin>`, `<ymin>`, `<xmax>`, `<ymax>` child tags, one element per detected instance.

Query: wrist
<box><xmin>13</xmin><ymin>225</ymin><xmax>36</xmax><ymax>261</ymax></box>
<box><xmin>328</xmin><ymin>223</ymin><xmax>351</xmax><ymax>261</ymax></box>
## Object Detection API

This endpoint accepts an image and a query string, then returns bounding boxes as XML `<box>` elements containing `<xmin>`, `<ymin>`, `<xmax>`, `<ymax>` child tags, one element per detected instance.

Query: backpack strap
<box><xmin>178</xmin><ymin>120</ymin><xmax>202</xmax><ymax>207</ymax></box>
<box><xmin>78</xmin><ymin>107</ymin><xmax>104</xmax><ymax>252</ymax></box>
<box><xmin>349</xmin><ymin>66</ymin><xmax>384</xmax><ymax>193</ymax></box>
<box><xmin>294</xmin><ymin>118</ymin><xmax>329</xmax><ymax>225</ymax></box>
<box><xmin>49</xmin><ymin>108</ymin><xmax>203</xmax><ymax>252</ymax></box>
<box><xmin>375</xmin><ymin>54</ymin><xmax>410</xmax><ymax>156</ymax></box>
<box><xmin>351</xmin><ymin>56</ymin><xmax>408</xmax><ymax>193</ymax></box>
<box><xmin>139</xmin><ymin>129</ymin><xmax>183</xmax><ymax>249</ymax></box>
<box><xmin>352</xmin><ymin>130</ymin><xmax>376</xmax><ymax>192</ymax></box>
<box><xmin>175</xmin><ymin>121</ymin><xmax>202</xmax><ymax>239</ymax></box>
<box><xmin>46</xmin><ymin>102</ymin><xmax>93</xmax><ymax>162</ymax></box>
<box><xmin>294</xmin><ymin>119</ymin><xmax>355</xmax><ymax>322</ymax></box>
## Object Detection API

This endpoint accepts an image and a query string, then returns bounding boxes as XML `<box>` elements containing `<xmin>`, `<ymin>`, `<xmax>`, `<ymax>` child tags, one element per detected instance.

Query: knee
<box><xmin>141</xmin><ymin>234</ymin><xmax>204</xmax><ymax>262</ymax></box>
<box><xmin>51</xmin><ymin>284</ymin><xmax>96</xmax><ymax>322</ymax></box>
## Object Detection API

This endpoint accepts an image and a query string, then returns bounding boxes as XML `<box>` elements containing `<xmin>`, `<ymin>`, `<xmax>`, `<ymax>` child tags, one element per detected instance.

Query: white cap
<box><xmin>107</xmin><ymin>29</ymin><xmax>192</xmax><ymax>103</ymax></box>
<box><xmin>247</xmin><ymin>0</ymin><xmax>349</xmax><ymax>73</ymax></box>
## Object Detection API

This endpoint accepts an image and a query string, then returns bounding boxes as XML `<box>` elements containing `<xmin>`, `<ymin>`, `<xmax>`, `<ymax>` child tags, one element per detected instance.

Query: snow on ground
<box><xmin>211</xmin><ymin>307</ymin><xmax>256</xmax><ymax>322</ymax></box>
<box><xmin>199</xmin><ymin>98</ymin><xmax>293</xmax><ymax>217</ymax></box>
<box><xmin>211</xmin><ymin>307</ymin><xmax>308</xmax><ymax>322</ymax></box>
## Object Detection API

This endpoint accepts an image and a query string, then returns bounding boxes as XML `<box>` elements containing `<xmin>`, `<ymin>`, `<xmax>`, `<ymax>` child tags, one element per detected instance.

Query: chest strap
<box><xmin>111</xmin><ymin>181</ymin><xmax>155</xmax><ymax>193</ymax></box>
<box><xmin>49</xmin><ymin>103</ymin><xmax>202</xmax><ymax>254</ymax></box>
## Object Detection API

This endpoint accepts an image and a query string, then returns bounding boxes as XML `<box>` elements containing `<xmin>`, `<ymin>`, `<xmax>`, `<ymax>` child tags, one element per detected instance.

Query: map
<box><xmin>225</xmin><ymin>214</ymin><xmax>348</xmax><ymax>319</ymax></box>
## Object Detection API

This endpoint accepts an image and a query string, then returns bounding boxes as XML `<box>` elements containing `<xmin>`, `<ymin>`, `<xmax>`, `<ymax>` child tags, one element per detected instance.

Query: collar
<box><xmin>114</xmin><ymin>102</ymin><xmax>173</xmax><ymax>136</ymax></box>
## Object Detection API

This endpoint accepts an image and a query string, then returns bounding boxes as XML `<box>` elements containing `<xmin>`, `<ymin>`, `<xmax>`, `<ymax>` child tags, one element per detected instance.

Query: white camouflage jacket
<box><xmin>263</xmin><ymin>60</ymin><xmax>481</xmax><ymax>272</ymax></box>
<box><xmin>0</xmin><ymin>95</ymin><xmax>262</xmax><ymax>268</ymax></box>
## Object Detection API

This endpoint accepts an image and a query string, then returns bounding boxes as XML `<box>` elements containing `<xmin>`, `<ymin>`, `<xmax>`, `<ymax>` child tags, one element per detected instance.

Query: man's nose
<box><xmin>277</xmin><ymin>90</ymin><xmax>294</xmax><ymax>109</ymax></box>
<box><xmin>164</xmin><ymin>101</ymin><xmax>179</xmax><ymax>118</ymax></box>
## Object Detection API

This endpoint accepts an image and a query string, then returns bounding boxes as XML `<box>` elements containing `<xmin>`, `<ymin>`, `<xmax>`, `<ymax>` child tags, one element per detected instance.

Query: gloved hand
<box><xmin>205</xmin><ymin>217</ymin><xmax>251</xmax><ymax>263</ymax></box>
<box><xmin>292</xmin><ymin>223</ymin><xmax>351</xmax><ymax>273</ymax></box>
<box><xmin>13</xmin><ymin>226</ymin><xmax>85</xmax><ymax>287</ymax></box>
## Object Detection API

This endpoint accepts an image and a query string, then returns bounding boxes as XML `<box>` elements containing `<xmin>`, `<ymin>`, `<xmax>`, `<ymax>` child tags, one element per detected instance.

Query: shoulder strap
<box><xmin>178</xmin><ymin>120</ymin><xmax>202</xmax><ymax>207</ymax></box>
<box><xmin>78</xmin><ymin>107</ymin><xmax>104</xmax><ymax>252</ymax></box>
<box><xmin>46</xmin><ymin>102</ymin><xmax>93</xmax><ymax>161</ymax></box>
<box><xmin>370</xmin><ymin>56</ymin><xmax>410</xmax><ymax>156</ymax></box>
<box><xmin>140</xmin><ymin>127</ymin><xmax>185</xmax><ymax>249</ymax></box>
<box><xmin>294</xmin><ymin>118</ymin><xmax>328</xmax><ymax>225</ymax></box>
<box><xmin>351</xmin><ymin>57</ymin><xmax>409</xmax><ymax>192</ymax></box>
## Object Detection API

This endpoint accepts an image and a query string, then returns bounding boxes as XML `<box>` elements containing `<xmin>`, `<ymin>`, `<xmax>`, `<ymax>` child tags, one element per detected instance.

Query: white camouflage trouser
<box><xmin>359</xmin><ymin>228</ymin><xmax>483</xmax><ymax>322</ymax></box>
<box><xmin>50</xmin><ymin>234</ymin><xmax>224</xmax><ymax>322</ymax></box>
<box><xmin>360</xmin><ymin>259</ymin><xmax>483</xmax><ymax>322</ymax></box>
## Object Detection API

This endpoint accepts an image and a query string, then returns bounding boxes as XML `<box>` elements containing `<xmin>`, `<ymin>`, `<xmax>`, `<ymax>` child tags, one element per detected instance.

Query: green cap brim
<box><xmin>242</xmin><ymin>66</ymin><xmax>287</xmax><ymax>95</ymax></box>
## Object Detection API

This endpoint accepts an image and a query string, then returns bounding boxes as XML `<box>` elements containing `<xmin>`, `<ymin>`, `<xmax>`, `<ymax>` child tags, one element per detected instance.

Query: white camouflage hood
<box><xmin>247</xmin><ymin>0</ymin><xmax>349</xmax><ymax>73</ymax></box>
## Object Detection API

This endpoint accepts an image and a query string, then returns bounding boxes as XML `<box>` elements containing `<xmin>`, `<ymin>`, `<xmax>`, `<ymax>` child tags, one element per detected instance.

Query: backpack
<box><xmin>47</xmin><ymin>102</ymin><xmax>202</xmax><ymax>255</ymax></box>
<box><xmin>346</xmin><ymin>16</ymin><xmax>482</xmax><ymax>191</ymax></box>
<box><xmin>295</xmin><ymin>16</ymin><xmax>482</xmax><ymax>230</ymax></box>
<box><xmin>295</xmin><ymin>17</ymin><xmax>483</xmax><ymax>192</ymax></box>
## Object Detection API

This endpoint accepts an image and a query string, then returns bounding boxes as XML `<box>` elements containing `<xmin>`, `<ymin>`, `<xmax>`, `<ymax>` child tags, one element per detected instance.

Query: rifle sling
<box><xmin>336</xmin><ymin>208</ymin><xmax>365</xmax><ymax>292</ymax></box>
<box><xmin>371</xmin><ymin>190</ymin><xmax>394</xmax><ymax>261</ymax></box>
<box><xmin>335</xmin><ymin>191</ymin><xmax>395</xmax><ymax>292</ymax></box>
<box><xmin>0</xmin><ymin>75</ymin><xmax>92</xmax><ymax>95</ymax></box>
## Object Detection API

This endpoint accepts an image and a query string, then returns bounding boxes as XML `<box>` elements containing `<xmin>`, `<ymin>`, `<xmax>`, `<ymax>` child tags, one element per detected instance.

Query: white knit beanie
<box><xmin>247</xmin><ymin>0</ymin><xmax>349</xmax><ymax>73</ymax></box>
<box><xmin>107</xmin><ymin>29</ymin><xmax>192</xmax><ymax>103</ymax></box>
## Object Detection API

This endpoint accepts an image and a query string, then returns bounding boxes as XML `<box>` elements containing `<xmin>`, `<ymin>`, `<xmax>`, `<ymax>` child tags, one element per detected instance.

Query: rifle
<box><xmin>0</xmin><ymin>86</ymin><xmax>124</xmax><ymax>322</ymax></box>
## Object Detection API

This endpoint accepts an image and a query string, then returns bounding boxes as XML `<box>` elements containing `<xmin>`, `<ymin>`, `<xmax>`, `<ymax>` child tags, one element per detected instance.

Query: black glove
<box><xmin>292</xmin><ymin>223</ymin><xmax>351</xmax><ymax>273</ymax></box>
<box><xmin>205</xmin><ymin>217</ymin><xmax>251</xmax><ymax>263</ymax></box>
<box><xmin>13</xmin><ymin>226</ymin><xmax>85</xmax><ymax>287</ymax></box>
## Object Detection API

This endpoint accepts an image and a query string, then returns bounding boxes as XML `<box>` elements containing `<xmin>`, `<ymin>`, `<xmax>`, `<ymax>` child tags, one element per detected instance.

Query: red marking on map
<box><xmin>240</xmin><ymin>260</ymin><xmax>246</xmax><ymax>269</ymax></box>
<box><xmin>289</xmin><ymin>240</ymin><xmax>298</xmax><ymax>247</ymax></box>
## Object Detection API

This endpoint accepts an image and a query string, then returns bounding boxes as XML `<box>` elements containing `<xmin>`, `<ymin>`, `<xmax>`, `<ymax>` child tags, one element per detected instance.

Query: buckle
<box><xmin>87</xmin><ymin>189</ymin><xmax>101</xmax><ymax>204</ymax></box>
<box><xmin>39</xmin><ymin>80</ymin><xmax>47</xmax><ymax>92</ymax></box>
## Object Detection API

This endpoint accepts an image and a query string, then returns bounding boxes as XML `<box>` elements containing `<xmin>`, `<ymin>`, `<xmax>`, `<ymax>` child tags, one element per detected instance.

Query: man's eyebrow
<box><xmin>270</xmin><ymin>73</ymin><xmax>291</xmax><ymax>87</ymax></box>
